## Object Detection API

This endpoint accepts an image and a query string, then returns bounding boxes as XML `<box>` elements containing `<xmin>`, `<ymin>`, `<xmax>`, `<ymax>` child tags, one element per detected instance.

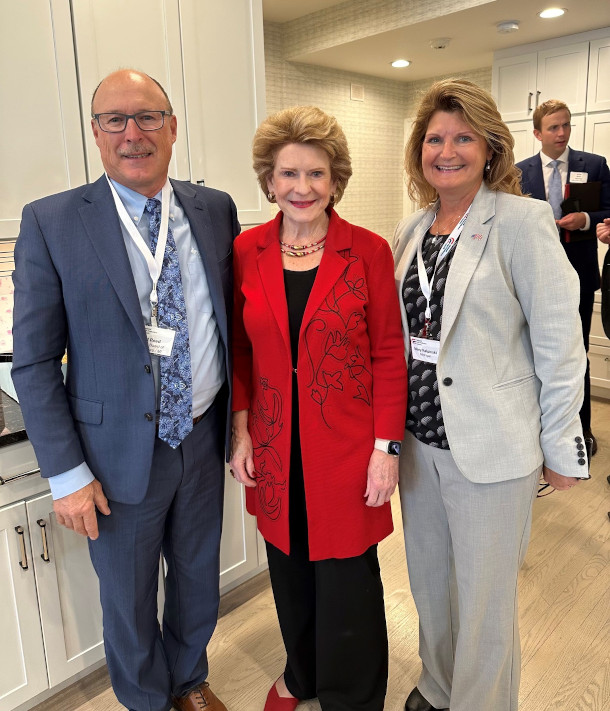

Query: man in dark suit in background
<box><xmin>517</xmin><ymin>99</ymin><xmax>610</xmax><ymax>455</ymax></box>
<box><xmin>12</xmin><ymin>70</ymin><xmax>238</xmax><ymax>711</ymax></box>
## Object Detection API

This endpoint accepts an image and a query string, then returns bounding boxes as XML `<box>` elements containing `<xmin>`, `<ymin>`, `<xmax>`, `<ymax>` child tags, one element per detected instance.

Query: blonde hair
<box><xmin>252</xmin><ymin>106</ymin><xmax>352</xmax><ymax>203</ymax></box>
<box><xmin>405</xmin><ymin>78</ymin><xmax>523</xmax><ymax>207</ymax></box>
<box><xmin>533</xmin><ymin>99</ymin><xmax>571</xmax><ymax>130</ymax></box>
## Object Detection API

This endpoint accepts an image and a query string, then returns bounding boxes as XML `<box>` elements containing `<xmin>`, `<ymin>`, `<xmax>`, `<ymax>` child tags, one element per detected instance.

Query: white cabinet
<box><xmin>0</xmin><ymin>493</ymin><xmax>104</xmax><ymax>711</ymax></box>
<box><xmin>220</xmin><ymin>470</ymin><xmax>261</xmax><ymax>590</ymax></box>
<box><xmin>0</xmin><ymin>501</ymin><xmax>48</xmax><ymax>711</ymax></box>
<box><xmin>0</xmin><ymin>0</ymin><xmax>86</xmax><ymax>240</ymax></box>
<box><xmin>591</xmin><ymin>299</ymin><xmax>610</xmax><ymax>397</ymax></box>
<box><xmin>492</xmin><ymin>42</ymin><xmax>589</xmax><ymax>122</ymax></box>
<box><xmin>71</xmin><ymin>0</ymin><xmax>190</xmax><ymax>185</ymax></box>
<box><xmin>180</xmin><ymin>0</ymin><xmax>268</xmax><ymax>227</ymax></box>
<box><xmin>26</xmin><ymin>493</ymin><xmax>105</xmax><ymax>687</ymax></box>
<box><xmin>587</xmin><ymin>37</ymin><xmax>610</xmax><ymax>113</ymax></box>
<box><xmin>1</xmin><ymin>0</ymin><xmax>267</xmax><ymax>241</ymax></box>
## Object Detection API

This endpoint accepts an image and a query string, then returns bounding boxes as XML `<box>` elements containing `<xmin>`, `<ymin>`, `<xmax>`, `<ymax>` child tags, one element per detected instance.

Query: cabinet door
<box><xmin>0</xmin><ymin>502</ymin><xmax>47</xmax><ymax>711</ymax></box>
<box><xmin>506</xmin><ymin>121</ymin><xmax>536</xmax><ymax>164</ymax></box>
<box><xmin>584</xmin><ymin>111</ymin><xmax>610</xmax><ymax>278</ymax></box>
<box><xmin>220</xmin><ymin>466</ymin><xmax>260</xmax><ymax>592</ymax></box>
<box><xmin>0</xmin><ymin>0</ymin><xmax>86</xmax><ymax>240</ymax></box>
<box><xmin>26</xmin><ymin>493</ymin><xmax>105</xmax><ymax>688</ymax></box>
<box><xmin>492</xmin><ymin>53</ymin><xmax>538</xmax><ymax>122</ymax></box>
<box><xmin>70</xmin><ymin>0</ymin><xmax>190</xmax><ymax>183</ymax></box>
<box><xmin>537</xmin><ymin>43</ymin><xmax>590</xmax><ymax>114</ymax></box>
<box><xmin>587</xmin><ymin>37</ymin><xmax>610</xmax><ymax>113</ymax></box>
<box><xmin>179</xmin><ymin>0</ymin><xmax>268</xmax><ymax>227</ymax></box>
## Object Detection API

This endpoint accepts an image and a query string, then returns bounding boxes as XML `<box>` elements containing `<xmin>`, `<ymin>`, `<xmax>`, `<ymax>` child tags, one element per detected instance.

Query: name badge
<box><xmin>569</xmin><ymin>171</ymin><xmax>588</xmax><ymax>184</ymax></box>
<box><xmin>410</xmin><ymin>336</ymin><xmax>440</xmax><ymax>364</ymax></box>
<box><xmin>145</xmin><ymin>325</ymin><xmax>176</xmax><ymax>357</ymax></box>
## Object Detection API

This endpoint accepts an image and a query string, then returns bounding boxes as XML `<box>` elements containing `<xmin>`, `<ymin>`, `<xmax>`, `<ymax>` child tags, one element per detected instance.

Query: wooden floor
<box><xmin>34</xmin><ymin>398</ymin><xmax>610</xmax><ymax>711</ymax></box>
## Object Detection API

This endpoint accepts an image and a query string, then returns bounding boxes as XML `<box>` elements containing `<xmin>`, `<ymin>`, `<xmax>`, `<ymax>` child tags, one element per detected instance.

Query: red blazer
<box><xmin>233</xmin><ymin>210</ymin><xmax>407</xmax><ymax>560</ymax></box>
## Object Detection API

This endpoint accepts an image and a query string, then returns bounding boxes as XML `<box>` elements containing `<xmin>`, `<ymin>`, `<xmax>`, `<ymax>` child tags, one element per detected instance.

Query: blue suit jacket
<box><xmin>12</xmin><ymin>176</ymin><xmax>239</xmax><ymax>504</ymax></box>
<box><xmin>516</xmin><ymin>149</ymin><xmax>610</xmax><ymax>291</ymax></box>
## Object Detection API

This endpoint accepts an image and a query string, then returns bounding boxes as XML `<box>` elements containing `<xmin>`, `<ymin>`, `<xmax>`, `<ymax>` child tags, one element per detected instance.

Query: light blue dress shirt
<box><xmin>49</xmin><ymin>179</ymin><xmax>224</xmax><ymax>499</ymax></box>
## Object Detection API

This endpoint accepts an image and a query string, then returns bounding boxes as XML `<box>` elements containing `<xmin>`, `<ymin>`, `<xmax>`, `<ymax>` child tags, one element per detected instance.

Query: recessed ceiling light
<box><xmin>539</xmin><ymin>8</ymin><xmax>566</xmax><ymax>18</ymax></box>
<box><xmin>391</xmin><ymin>59</ymin><xmax>411</xmax><ymax>68</ymax></box>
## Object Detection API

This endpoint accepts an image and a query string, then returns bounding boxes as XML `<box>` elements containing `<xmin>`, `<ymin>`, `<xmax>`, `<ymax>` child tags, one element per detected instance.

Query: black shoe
<box><xmin>404</xmin><ymin>687</ymin><xmax>448</xmax><ymax>711</ymax></box>
<box><xmin>583</xmin><ymin>430</ymin><xmax>597</xmax><ymax>457</ymax></box>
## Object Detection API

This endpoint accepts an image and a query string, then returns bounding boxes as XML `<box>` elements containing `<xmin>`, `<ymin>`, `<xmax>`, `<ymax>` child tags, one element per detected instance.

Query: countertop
<box><xmin>0</xmin><ymin>355</ymin><xmax>28</xmax><ymax>448</ymax></box>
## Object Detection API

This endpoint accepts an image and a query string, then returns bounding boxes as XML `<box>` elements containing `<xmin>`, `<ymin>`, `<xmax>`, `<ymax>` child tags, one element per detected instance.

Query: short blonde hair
<box><xmin>252</xmin><ymin>106</ymin><xmax>352</xmax><ymax>203</ymax></box>
<box><xmin>533</xmin><ymin>99</ymin><xmax>571</xmax><ymax>131</ymax></box>
<box><xmin>405</xmin><ymin>78</ymin><xmax>523</xmax><ymax>207</ymax></box>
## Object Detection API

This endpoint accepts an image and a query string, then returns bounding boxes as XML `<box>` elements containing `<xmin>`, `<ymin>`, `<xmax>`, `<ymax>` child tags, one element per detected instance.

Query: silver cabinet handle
<box><xmin>15</xmin><ymin>526</ymin><xmax>28</xmax><ymax>570</ymax></box>
<box><xmin>528</xmin><ymin>92</ymin><xmax>533</xmax><ymax>112</ymax></box>
<box><xmin>0</xmin><ymin>467</ymin><xmax>41</xmax><ymax>485</ymax></box>
<box><xmin>536</xmin><ymin>90</ymin><xmax>541</xmax><ymax>108</ymax></box>
<box><xmin>37</xmin><ymin>519</ymin><xmax>50</xmax><ymax>562</ymax></box>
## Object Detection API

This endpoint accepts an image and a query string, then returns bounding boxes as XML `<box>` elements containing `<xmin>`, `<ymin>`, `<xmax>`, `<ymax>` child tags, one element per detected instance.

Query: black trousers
<box><xmin>266</xmin><ymin>540</ymin><xmax>388</xmax><ymax>711</ymax></box>
<box><xmin>579</xmin><ymin>288</ymin><xmax>594</xmax><ymax>431</ymax></box>
<box><xmin>265</xmin><ymin>423</ymin><xmax>388</xmax><ymax>711</ymax></box>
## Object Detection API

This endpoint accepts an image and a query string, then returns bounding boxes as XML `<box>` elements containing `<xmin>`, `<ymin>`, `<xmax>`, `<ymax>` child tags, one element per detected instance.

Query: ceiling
<box><xmin>262</xmin><ymin>0</ymin><xmax>610</xmax><ymax>82</ymax></box>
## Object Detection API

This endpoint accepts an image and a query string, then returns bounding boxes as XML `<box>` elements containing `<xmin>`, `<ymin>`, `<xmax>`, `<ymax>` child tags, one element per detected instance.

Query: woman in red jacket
<box><xmin>230</xmin><ymin>106</ymin><xmax>407</xmax><ymax>711</ymax></box>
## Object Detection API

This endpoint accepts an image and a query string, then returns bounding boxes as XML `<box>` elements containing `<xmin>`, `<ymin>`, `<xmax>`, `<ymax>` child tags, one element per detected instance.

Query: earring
<box><xmin>329</xmin><ymin>194</ymin><xmax>336</xmax><ymax>206</ymax></box>
<box><xmin>485</xmin><ymin>160</ymin><xmax>491</xmax><ymax>171</ymax></box>
<box><xmin>267</xmin><ymin>192</ymin><xmax>276</xmax><ymax>203</ymax></box>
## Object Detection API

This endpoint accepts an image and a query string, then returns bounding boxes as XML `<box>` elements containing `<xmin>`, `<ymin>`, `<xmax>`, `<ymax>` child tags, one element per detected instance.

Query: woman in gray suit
<box><xmin>393</xmin><ymin>79</ymin><xmax>588</xmax><ymax>711</ymax></box>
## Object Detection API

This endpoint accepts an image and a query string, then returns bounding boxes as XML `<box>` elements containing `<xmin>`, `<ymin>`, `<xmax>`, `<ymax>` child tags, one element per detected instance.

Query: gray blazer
<box><xmin>393</xmin><ymin>183</ymin><xmax>587</xmax><ymax>482</ymax></box>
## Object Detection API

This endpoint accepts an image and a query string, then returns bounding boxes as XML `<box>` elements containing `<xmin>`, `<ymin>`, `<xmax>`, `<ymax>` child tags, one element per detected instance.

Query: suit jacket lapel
<box><xmin>79</xmin><ymin>176</ymin><xmax>148</xmax><ymax>348</ymax></box>
<box><xmin>301</xmin><ymin>210</ymin><xmax>351</xmax><ymax>329</ymax></box>
<box><xmin>172</xmin><ymin>179</ymin><xmax>228</xmax><ymax>348</ymax></box>
<box><xmin>567</xmin><ymin>150</ymin><xmax>585</xmax><ymax>180</ymax></box>
<box><xmin>257</xmin><ymin>214</ymin><xmax>291</xmax><ymax>356</ymax></box>
<box><xmin>440</xmin><ymin>183</ymin><xmax>495</xmax><ymax>348</ymax></box>
<box><xmin>394</xmin><ymin>213</ymin><xmax>431</xmax><ymax>356</ymax></box>
<box><xmin>527</xmin><ymin>155</ymin><xmax>545</xmax><ymax>199</ymax></box>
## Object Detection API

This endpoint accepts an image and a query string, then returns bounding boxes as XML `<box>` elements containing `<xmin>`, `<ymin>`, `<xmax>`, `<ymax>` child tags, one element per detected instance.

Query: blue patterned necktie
<box><xmin>145</xmin><ymin>198</ymin><xmax>193</xmax><ymax>448</ymax></box>
<box><xmin>548</xmin><ymin>159</ymin><xmax>563</xmax><ymax>221</ymax></box>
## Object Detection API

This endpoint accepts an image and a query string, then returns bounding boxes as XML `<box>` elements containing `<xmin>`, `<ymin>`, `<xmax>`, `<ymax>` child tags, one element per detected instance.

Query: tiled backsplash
<box><xmin>0</xmin><ymin>241</ymin><xmax>15</xmax><ymax>354</ymax></box>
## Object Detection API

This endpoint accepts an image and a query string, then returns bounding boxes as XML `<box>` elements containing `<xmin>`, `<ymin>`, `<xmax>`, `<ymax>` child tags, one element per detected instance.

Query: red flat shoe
<box><xmin>263</xmin><ymin>681</ymin><xmax>300</xmax><ymax>710</ymax></box>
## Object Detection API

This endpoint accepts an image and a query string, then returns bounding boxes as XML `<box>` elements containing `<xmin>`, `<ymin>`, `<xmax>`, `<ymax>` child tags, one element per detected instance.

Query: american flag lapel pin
<box><xmin>471</xmin><ymin>233</ymin><xmax>483</xmax><ymax>240</ymax></box>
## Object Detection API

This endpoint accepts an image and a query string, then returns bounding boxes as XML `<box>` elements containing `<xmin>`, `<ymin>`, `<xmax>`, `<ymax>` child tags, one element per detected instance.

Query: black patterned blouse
<box><xmin>402</xmin><ymin>230</ymin><xmax>458</xmax><ymax>449</ymax></box>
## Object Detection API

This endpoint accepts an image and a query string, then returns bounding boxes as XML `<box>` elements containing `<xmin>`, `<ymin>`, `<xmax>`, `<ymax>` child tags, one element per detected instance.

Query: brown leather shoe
<box><xmin>172</xmin><ymin>682</ymin><xmax>227</xmax><ymax>711</ymax></box>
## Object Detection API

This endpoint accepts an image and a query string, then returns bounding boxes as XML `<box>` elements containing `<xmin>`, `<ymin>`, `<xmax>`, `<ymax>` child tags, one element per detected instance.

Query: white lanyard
<box><xmin>107</xmin><ymin>176</ymin><xmax>171</xmax><ymax>327</ymax></box>
<box><xmin>416</xmin><ymin>205</ymin><xmax>471</xmax><ymax>336</ymax></box>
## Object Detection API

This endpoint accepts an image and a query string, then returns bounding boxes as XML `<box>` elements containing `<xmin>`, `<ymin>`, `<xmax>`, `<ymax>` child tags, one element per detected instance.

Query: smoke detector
<box><xmin>430</xmin><ymin>37</ymin><xmax>451</xmax><ymax>50</ymax></box>
<box><xmin>496</xmin><ymin>20</ymin><xmax>520</xmax><ymax>33</ymax></box>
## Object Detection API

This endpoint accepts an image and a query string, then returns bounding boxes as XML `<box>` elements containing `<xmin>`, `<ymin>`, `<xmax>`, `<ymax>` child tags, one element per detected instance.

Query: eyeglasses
<box><xmin>92</xmin><ymin>111</ymin><xmax>172</xmax><ymax>133</ymax></box>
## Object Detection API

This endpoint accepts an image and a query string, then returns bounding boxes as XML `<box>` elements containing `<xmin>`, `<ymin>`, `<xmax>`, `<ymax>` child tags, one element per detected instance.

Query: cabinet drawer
<box><xmin>590</xmin><ymin>301</ymin><xmax>610</xmax><ymax>347</ymax></box>
<box><xmin>590</xmin><ymin>344</ymin><xmax>610</xmax><ymax>389</ymax></box>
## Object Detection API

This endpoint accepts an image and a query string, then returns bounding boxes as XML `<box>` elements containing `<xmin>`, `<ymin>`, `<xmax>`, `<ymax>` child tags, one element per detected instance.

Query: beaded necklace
<box><xmin>280</xmin><ymin>234</ymin><xmax>327</xmax><ymax>257</ymax></box>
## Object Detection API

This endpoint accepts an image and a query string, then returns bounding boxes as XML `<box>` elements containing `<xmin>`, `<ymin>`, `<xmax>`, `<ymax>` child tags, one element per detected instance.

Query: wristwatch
<box><xmin>374</xmin><ymin>438</ymin><xmax>402</xmax><ymax>456</ymax></box>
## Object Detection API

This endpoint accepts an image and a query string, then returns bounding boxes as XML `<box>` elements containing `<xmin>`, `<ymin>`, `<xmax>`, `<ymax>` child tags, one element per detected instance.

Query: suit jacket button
<box><xmin>145</xmin><ymin>412</ymin><xmax>154</xmax><ymax>421</ymax></box>
<box><xmin>575</xmin><ymin>436</ymin><xmax>582</xmax><ymax>443</ymax></box>
<box><xmin>577</xmin><ymin>445</ymin><xmax>584</xmax><ymax>453</ymax></box>
<box><xmin>578</xmin><ymin>458</ymin><xmax>586</xmax><ymax>465</ymax></box>
<box><xmin>442</xmin><ymin>377</ymin><xmax>453</xmax><ymax>386</ymax></box>
<box><xmin>144</xmin><ymin>365</ymin><xmax>151</xmax><ymax>373</ymax></box>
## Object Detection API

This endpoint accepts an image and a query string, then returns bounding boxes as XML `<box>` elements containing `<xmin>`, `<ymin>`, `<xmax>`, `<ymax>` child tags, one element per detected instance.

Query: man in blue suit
<box><xmin>516</xmin><ymin>99</ymin><xmax>610</xmax><ymax>456</ymax></box>
<box><xmin>12</xmin><ymin>70</ymin><xmax>238</xmax><ymax>711</ymax></box>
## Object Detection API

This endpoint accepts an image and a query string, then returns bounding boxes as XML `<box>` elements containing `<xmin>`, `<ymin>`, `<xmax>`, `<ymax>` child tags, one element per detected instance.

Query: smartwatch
<box><xmin>374</xmin><ymin>438</ymin><xmax>402</xmax><ymax>456</ymax></box>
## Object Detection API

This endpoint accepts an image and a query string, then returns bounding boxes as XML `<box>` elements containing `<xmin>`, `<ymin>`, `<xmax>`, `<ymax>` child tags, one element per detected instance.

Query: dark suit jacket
<box><xmin>516</xmin><ymin>149</ymin><xmax>610</xmax><ymax>291</ymax></box>
<box><xmin>12</xmin><ymin>176</ymin><xmax>239</xmax><ymax>504</ymax></box>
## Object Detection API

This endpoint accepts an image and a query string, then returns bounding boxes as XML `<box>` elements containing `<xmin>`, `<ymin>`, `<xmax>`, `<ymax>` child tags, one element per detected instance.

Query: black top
<box><xmin>402</xmin><ymin>231</ymin><xmax>457</xmax><ymax>449</ymax></box>
<box><xmin>284</xmin><ymin>268</ymin><xmax>318</xmax><ymax>368</ymax></box>
<box><xmin>282</xmin><ymin>267</ymin><xmax>318</xmax><ymax>554</ymax></box>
